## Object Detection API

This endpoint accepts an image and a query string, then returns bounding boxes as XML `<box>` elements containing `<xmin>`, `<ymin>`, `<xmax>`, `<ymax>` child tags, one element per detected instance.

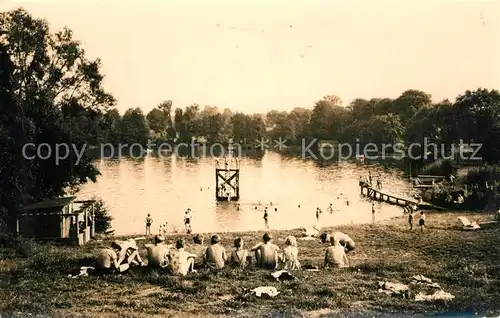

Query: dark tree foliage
<box><xmin>0</xmin><ymin>8</ymin><xmax>115</xmax><ymax>229</ymax></box>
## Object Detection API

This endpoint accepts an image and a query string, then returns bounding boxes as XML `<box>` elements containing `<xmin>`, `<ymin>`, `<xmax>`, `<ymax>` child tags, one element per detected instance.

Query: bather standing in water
<box><xmin>327</xmin><ymin>203</ymin><xmax>333</xmax><ymax>214</ymax></box>
<box><xmin>184</xmin><ymin>209</ymin><xmax>192</xmax><ymax>233</ymax></box>
<box><xmin>145</xmin><ymin>214</ymin><xmax>153</xmax><ymax>236</ymax></box>
<box><xmin>263</xmin><ymin>207</ymin><xmax>269</xmax><ymax>229</ymax></box>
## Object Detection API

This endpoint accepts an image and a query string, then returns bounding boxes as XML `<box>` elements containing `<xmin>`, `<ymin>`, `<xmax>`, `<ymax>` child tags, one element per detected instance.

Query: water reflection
<box><xmin>79</xmin><ymin>151</ymin><xmax>415</xmax><ymax>235</ymax></box>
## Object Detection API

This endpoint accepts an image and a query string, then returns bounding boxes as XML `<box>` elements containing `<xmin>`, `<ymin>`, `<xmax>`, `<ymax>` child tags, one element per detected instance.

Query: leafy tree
<box><xmin>231</xmin><ymin>113</ymin><xmax>248</xmax><ymax>144</ymax></box>
<box><xmin>348</xmin><ymin>98</ymin><xmax>373</xmax><ymax>121</ymax></box>
<box><xmin>158</xmin><ymin>100</ymin><xmax>173</xmax><ymax>128</ymax></box>
<box><xmin>266</xmin><ymin>110</ymin><xmax>292</xmax><ymax>141</ymax></box>
<box><xmin>121</xmin><ymin>108</ymin><xmax>149</xmax><ymax>145</ymax></box>
<box><xmin>0</xmin><ymin>8</ymin><xmax>115</xmax><ymax>230</ymax></box>
<box><xmin>173</xmin><ymin>108</ymin><xmax>183</xmax><ymax>140</ymax></box>
<box><xmin>372</xmin><ymin>98</ymin><xmax>394</xmax><ymax>116</ymax></box>
<box><xmin>146</xmin><ymin>108</ymin><xmax>167</xmax><ymax>136</ymax></box>
<box><xmin>454</xmin><ymin>89</ymin><xmax>500</xmax><ymax>163</ymax></box>
<box><xmin>198</xmin><ymin>107</ymin><xmax>226</xmax><ymax>143</ymax></box>
<box><xmin>288</xmin><ymin>107</ymin><xmax>311</xmax><ymax>142</ymax></box>
<box><xmin>101</xmin><ymin>109</ymin><xmax>122</xmax><ymax>145</ymax></box>
<box><xmin>146</xmin><ymin>100</ymin><xmax>174</xmax><ymax>139</ymax></box>
<box><xmin>392</xmin><ymin>90</ymin><xmax>432</xmax><ymax>123</ymax></box>
<box><xmin>248</xmin><ymin>114</ymin><xmax>266</xmax><ymax>142</ymax></box>
<box><xmin>92</xmin><ymin>196</ymin><xmax>113</xmax><ymax>234</ymax></box>
<box><xmin>310</xmin><ymin>100</ymin><xmax>334</xmax><ymax>140</ymax></box>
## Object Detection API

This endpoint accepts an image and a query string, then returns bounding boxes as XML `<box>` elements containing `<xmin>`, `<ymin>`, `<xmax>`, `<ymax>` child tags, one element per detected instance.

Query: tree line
<box><xmin>1</xmin><ymin>8</ymin><xmax>500</xmax><ymax>230</ymax></box>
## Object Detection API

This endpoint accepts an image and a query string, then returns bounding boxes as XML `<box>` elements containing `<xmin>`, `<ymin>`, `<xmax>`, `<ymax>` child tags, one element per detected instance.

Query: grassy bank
<box><xmin>1</xmin><ymin>212</ymin><xmax>500</xmax><ymax>317</ymax></box>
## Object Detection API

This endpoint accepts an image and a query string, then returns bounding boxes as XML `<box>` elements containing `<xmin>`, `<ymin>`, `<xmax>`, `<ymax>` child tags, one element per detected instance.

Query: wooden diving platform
<box><xmin>215</xmin><ymin>141</ymin><xmax>240</xmax><ymax>201</ymax></box>
<box><xmin>215</xmin><ymin>168</ymin><xmax>240</xmax><ymax>201</ymax></box>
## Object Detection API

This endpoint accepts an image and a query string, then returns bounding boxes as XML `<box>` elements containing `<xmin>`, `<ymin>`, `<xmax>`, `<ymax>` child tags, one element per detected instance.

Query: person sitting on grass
<box><xmin>204</xmin><ymin>234</ymin><xmax>227</xmax><ymax>269</ymax></box>
<box><xmin>96</xmin><ymin>245</ymin><xmax>122</xmax><ymax>275</ymax></box>
<box><xmin>113</xmin><ymin>239</ymin><xmax>146</xmax><ymax>268</ymax></box>
<box><xmin>230</xmin><ymin>237</ymin><xmax>249</xmax><ymax>268</ymax></box>
<box><xmin>191</xmin><ymin>234</ymin><xmax>206</xmax><ymax>268</ymax></box>
<box><xmin>324</xmin><ymin>236</ymin><xmax>349</xmax><ymax>268</ymax></box>
<box><xmin>283</xmin><ymin>235</ymin><xmax>300</xmax><ymax>270</ymax></box>
<box><xmin>146</xmin><ymin>235</ymin><xmax>171</xmax><ymax>269</ymax></box>
<box><xmin>168</xmin><ymin>238</ymin><xmax>197</xmax><ymax>276</ymax></box>
<box><xmin>320</xmin><ymin>231</ymin><xmax>355</xmax><ymax>253</ymax></box>
<box><xmin>95</xmin><ymin>239</ymin><xmax>143</xmax><ymax>274</ymax></box>
<box><xmin>454</xmin><ymin>193</ymin><xmax>464</xmax><ymax>206</ymax></box>
<box><xmin>250</xmin><ymin>232</ymin><xmax>280</xmax><ymax>270</ymax></box>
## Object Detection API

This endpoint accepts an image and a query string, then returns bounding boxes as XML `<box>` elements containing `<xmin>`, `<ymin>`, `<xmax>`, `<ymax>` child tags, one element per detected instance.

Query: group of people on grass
<box><xmin>95</xmin><ymin>231</ymin><xmax>356</xmax><ymax>276</ymax></box>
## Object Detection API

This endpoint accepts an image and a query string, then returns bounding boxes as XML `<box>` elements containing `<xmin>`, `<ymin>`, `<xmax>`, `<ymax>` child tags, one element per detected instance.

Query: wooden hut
<box><xmin>17</xmin><ymin>197</ymin><xmax>96</xmax><ymax>245</ymax></box>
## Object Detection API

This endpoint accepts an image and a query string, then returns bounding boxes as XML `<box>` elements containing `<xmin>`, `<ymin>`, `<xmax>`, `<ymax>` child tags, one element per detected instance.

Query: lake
<box><xmin>79</xmin><ymin>152</ymin><xmax>416</xmax><ymax>235</ymax></box>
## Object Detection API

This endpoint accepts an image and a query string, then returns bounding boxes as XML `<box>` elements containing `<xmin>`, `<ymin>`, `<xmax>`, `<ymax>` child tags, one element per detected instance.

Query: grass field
<box><xmin>1</xmin><ymin>211</ymin><xmax>500</xmax><ymax>317</ymax></box>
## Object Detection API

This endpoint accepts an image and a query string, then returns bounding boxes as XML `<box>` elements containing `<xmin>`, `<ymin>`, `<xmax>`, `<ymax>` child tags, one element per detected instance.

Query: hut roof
<box><xmin>18</xmin><ymin>196</ymin><xmax>76</xmax><ymax>212</ymax></box>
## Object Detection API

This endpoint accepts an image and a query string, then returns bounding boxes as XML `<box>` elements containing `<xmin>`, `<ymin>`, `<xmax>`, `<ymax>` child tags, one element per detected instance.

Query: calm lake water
<box><xmin>79</xmin><ymin>152</ymin><xmax>416</xmax><ymax>235</ymax></box>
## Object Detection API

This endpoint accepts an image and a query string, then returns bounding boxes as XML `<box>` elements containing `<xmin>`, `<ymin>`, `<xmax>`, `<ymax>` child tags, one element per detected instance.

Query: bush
<box><xmin>92</xmin><ymin>196</ymin><xmax>112</xmax><ymax>234</ymax></box>
<box><xmin>0</xmin><ymin>232</ymin><xmax>37</xmax><ymax>257</ymax></box>
<box><xmin>463</xmin><ymin>165</ymin><xmax>500</xmax><ymax>185</ymax></box>
<box><xmin>419</xmin><ymin>159</ymin><xmax>455</xmax><ymax>176</ymax></box>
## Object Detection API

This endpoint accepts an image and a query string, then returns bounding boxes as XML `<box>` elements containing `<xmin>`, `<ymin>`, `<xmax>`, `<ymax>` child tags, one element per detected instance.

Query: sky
<box><xmin>1</xmin><ymin>0</ymin><xmax>499</xmax><ymax>114</ymax></box>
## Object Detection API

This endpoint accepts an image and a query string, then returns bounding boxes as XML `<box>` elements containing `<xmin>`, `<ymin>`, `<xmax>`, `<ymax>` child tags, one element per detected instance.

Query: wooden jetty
<box><xmin>360</xmin><ymin>183</ymin><xmax>418</xmax><ymax>206</ymax></box>
<box><xmin>360</xmin><ymin>183</ymin><xmax>446</xmax><ymax>210</ymax></box>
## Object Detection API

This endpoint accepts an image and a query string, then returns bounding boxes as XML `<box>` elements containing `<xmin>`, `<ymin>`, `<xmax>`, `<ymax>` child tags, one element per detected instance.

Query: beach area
<box><xmin>1</xmin><ymin>211</ymin><xmax>499</xmax><ymax>317</ymax></box>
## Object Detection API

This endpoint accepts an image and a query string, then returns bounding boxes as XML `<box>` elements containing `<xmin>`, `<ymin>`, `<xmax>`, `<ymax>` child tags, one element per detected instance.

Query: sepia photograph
<box><xmin>0</xmin><ymin>0</ymin><xmax>499</xmax><ymax>317</ymax></box>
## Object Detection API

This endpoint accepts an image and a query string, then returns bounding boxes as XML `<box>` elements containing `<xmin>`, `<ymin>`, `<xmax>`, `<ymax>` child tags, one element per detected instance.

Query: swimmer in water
<box><xmin>327</xmin><ymin>204</ymin><xmax>333</xmax><ymax>214</ymax></box>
